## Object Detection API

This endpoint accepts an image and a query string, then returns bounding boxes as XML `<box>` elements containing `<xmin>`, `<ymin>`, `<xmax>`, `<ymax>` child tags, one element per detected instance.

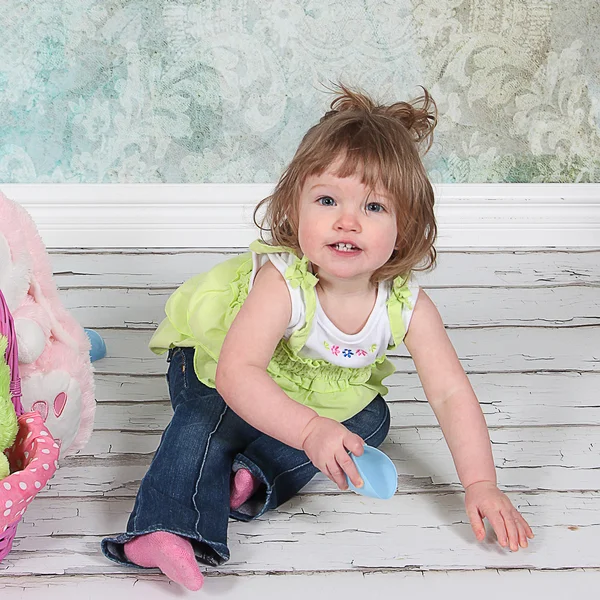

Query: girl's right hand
<box><xmin>300</xmin><ymin>416</ymin><xmax>365</xmax><ymax>491</ymax></box>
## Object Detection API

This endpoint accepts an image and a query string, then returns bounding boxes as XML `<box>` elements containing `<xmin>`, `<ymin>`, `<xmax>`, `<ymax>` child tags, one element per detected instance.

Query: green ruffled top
<box><xmin>149</xmin><ymin>240</ymin><xmax>416</xmax><ymax>422</ymax></box>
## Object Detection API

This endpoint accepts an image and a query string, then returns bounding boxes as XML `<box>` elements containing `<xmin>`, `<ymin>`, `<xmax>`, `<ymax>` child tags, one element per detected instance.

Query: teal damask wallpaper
<box><xmin>1</xmin><ymin>0</ymin><xmax>599</xmax><ymax>183</ymax></box>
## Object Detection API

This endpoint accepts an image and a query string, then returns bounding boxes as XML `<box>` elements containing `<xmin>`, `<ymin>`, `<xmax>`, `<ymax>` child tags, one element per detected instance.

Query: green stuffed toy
<box><xmin>0</xmin><ymin>334</ymin><xmax>18</xmax><ymax>480</ymax></box>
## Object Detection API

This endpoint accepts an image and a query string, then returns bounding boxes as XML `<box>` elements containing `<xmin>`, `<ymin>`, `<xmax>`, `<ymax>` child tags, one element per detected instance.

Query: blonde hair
<box><xmin>254</xmin><ymin>84</ymin><xmax>438</xmax><ymax>282</ymax></box>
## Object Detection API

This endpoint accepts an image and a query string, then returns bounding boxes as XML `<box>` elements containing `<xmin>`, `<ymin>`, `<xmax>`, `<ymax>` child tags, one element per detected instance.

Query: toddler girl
<box><xmin>101</xmin><ymin>85</ymin><xmax>533</xmax><ymax>590</ymax></box>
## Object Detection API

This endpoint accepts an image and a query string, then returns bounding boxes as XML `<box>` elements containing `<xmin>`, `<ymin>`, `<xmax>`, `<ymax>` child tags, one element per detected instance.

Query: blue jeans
<box><xmin>101</xmin><ymin>346</ymin><xmax>390</xmax><ymax>567</ymax></box>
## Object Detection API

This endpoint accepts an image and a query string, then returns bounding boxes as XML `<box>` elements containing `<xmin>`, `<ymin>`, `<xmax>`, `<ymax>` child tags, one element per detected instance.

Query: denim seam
<box><xmin>192</xmin><ymin>403</ymin><xmax>229</xmax><ymax>533</ymax></box>
<box><xmin>182</xmin><ymin>347</ymin><xmax>190</xmax><ymax>389</ymax></box>
<box><xmin>362</xmin><ymin>407</ymin><xmax>390</xmax><ymax>445</ymax></box>
<box><xmin>272</xmin><ymin>457</ymin><xmax>312</xmax><ymax>485</ymax></box>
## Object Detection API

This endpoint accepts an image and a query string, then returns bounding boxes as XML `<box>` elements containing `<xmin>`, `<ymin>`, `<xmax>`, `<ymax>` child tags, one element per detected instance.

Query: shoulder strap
<box><xmin>249</xmin><ymin>239</ymin><xmax>300</xmax><ymax>257</ymax></box>
<box><xmin>283</xmin><ymin>255</ymin><xmax>318</xmax><ymax>352</ymax></box>
<box><xmin>249</xmin><ymin>239</ymin><xmax>318</xmax><ymax>352</ymax></box>
<box><xmin>386</xmin><ymin>275</ymin><xmax>417</xmax><ymax>350</ymax></box>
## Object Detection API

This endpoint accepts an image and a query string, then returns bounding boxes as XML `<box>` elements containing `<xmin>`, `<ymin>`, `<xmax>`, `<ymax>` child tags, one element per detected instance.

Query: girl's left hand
<box><xmin>465</xmin><ymin>480</ymin><xmax>534</xmax><ymax>551</ymax></box>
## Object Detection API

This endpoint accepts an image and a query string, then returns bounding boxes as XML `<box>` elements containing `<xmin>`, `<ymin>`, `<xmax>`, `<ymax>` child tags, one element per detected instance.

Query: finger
<box><xmin>326</xmin><ymin>461</ymin><xmax>349</xmax><ymax>491</ymax></box>
<box><xmin>501</xmin><ymin>510</ymin><xmax>520</xmax><ymax>552</ymax></box>
<box><xmin>508</xmin><ymin>501</ymin><xmax>534</xmax><ymax>540</ymax></box>
<box><xmin>465</xmin><ymin>503</ymin><xmax>486</xmax><ymax>541</ymax></box>
<box><xmin>521</xmin><ymin>516</ymin><xmax>535</xmax><ymax>539</ymax></box>
<box><xmin>486</xmin><ymin>512</ymin><xmax>509</xmax><ymax>548</ymax></box>
<box><xmin>515</xmin><ymin>519</ymin><xmax>529</xmax><ymax>549</ymax></box>
<box><xmin>517</xmin><ymin>513</ymin><xmax>535</xmax><ymax>542</ymax></box>
<box><xmin>336</xmin><ymin>450</ymin><xmax>363</xmax><ymax>488</ymax></box>
<box><xmin>323</xmin><ymin>465</ymin><xmax>340</xmax><ymax>489</ymax></box>
<box><xmin>344</xmin><ymin>433</ymin><xmax>365</xmax><ymax>457</ymax></box>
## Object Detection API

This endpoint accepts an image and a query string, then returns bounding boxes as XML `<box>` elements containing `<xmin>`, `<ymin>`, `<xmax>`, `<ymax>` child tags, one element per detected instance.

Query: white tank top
<box><xmin>250</xmin><ymin>251</ymin><xmax>419</xmax><ymax>368</ymax></box>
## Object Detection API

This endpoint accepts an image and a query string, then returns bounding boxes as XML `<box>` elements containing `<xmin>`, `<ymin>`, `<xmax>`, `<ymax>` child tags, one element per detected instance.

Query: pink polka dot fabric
<box><xmin>1</xmin><ymin>411</ymin><xmax>59</xmax><ymax>531</ymax></box>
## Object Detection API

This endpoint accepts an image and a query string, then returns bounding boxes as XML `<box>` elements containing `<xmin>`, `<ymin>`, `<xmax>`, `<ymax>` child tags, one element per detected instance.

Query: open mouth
<box><xmin>329</xmin><ymin>242</ymin><xmax>361</xmax><ymax>252</ymax></box>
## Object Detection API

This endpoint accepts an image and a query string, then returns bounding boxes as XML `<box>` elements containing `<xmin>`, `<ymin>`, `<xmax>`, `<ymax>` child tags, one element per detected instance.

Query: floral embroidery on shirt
<box><xmin>324</xmin><ymin>340</ymin><xmax>373</xmax><ymax>359</ymax></box>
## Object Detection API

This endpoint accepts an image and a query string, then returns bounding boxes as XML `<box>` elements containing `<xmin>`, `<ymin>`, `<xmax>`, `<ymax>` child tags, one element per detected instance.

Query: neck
<box><xmin>314</xmin><ymin>268</ymin><xmax>376</xmax><ymax>298</ymax></box>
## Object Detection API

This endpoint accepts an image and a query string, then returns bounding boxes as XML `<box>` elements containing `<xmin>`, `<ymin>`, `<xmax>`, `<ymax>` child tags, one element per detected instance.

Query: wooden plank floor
<box><xmin>1</xmin><ymin>248</ymin><xmax>599</xmax><ymax>598</ymax></box>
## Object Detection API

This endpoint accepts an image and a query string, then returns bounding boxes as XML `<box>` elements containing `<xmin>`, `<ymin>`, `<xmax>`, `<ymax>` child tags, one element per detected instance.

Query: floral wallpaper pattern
<box><xmin>0</xmin><ymin>0</ymin><xmax>598</xmax><ymax>183</ymax></box>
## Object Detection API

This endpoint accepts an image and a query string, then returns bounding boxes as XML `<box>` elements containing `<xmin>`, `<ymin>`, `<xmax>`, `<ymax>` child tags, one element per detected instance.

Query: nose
<box><xmin>334</xmin><ymin>208</ymin><xmax>361</xmax><ymax>233</ymax></box>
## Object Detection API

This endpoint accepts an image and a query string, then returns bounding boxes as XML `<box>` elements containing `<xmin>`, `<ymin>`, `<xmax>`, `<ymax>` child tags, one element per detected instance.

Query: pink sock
<box><xmin>124</xmin><ymin>531</ymin><xmax>204</xmax><ymax>591</ymax></box>
<box><xmin>230</xmin><ymin>468</ymin><xmax>262</xmax><ymax>510</ymax></box>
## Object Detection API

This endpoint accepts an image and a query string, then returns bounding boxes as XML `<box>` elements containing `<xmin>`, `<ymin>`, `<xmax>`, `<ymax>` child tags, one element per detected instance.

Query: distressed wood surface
<box><xmin>91</xmin><ymin>326</ymin><xmax>599</xmax><ymax>376</ymax></box>
<box><xmin>60</xmin><ymin>286</ymin><xmax>600</xmax><ymax>329</ymax></box>
<box><xmin>50</xmin><ymin>248</ymin><xmax>600</xmax><ymax>288</ymax></box>
<box><xmin>96</xmin><ymin>372</ymin><xmax>600</xmax><ymax>430</ymax></box>
<box><xmin>0</xmin><ymin>248</ymin><xmax>598</xmax><ymax>592</ymax></box>
<box><xmin>1</xmin><ymin>492</ymin><xmax>599</xmax><ymax>576</ymax></box>
<box><xmin>92</xmin><ymin>372</ymin><xmax>600</xmax><ymax>427</ymax></box>
<box><xmin>2</xmin><ymin>570</ymin><xmax>600</xmax><ymax>600</ymax></box>
<box><xmin>44</xmin><ymin>425</ymin><xmax>600</xmax><ymax>496</ymax></box>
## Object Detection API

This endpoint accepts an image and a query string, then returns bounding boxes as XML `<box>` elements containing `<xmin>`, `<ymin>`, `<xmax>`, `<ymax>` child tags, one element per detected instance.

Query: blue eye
<box><xmin>366</xmin><ymin>202</ymin><xmax>385</xmax><ymax>213</ymax></box>
<box><xmin>318</xmin><ymin>196</ymin><xmax>336</xmax><ymax>206</ymax></box>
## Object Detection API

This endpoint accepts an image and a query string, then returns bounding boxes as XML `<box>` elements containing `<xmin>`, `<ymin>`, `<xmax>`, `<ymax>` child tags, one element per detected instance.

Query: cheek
<box><xmin>297</xmin><ymin>221</ymin><xmax>311</xmax><ymax>254</ymax></box>
<box><xmin>298</xmin><ymin>211</ymin><xmax>322</xmax><ymax>241</ymax></box>
<box><xmin>379</xmin><ymin>227</ymin><xmax>399</xmax><ymax>260</ymax></box>
<box><xmin>298</xmin><ymin>225</ymin><xmax>319</xmax><ymax>253</ymax></box>
<box><xmin>379</xmin><ymin>220</ymin><xmax>398</xmax><ymax>246</ymax></box>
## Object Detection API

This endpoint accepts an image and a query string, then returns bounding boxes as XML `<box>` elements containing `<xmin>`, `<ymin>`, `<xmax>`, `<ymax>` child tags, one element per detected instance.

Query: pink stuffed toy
<box><xmin>0</xmin><ymin>191</ymin><xmax>95</xmax><ymax>457</ymax></box>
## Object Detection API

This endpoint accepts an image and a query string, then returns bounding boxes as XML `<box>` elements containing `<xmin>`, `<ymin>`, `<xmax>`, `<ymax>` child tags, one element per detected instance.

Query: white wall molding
<box><xmin>2</xmin><ymin>183</ymin><xmax>599</xmax><ymax>248</ymax></box>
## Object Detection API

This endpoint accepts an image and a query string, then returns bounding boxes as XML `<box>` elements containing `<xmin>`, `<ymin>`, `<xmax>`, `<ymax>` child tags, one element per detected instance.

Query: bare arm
<box><xmin>215</xmin><ymin>261</ymin><xmax>365</xmax><ymax>490</ymax></box>
<box><xmin>403</xmin><ymin>290</ymin><xmax>496</xmax><ymax>488</ymax></box>
<box><xmin>404</xmin><ymin>290</ymin><xmax>533</xmax><ymax>550</ymax></box>
<box><xmin>215</xmin><ymin>261</ymin><xmax>318</xmax><ymax>449</ymax></box>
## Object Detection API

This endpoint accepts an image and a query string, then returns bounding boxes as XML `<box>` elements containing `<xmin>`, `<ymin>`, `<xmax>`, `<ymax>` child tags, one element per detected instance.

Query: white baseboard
<box><xmin>2</xmin><ymin>183</ymin><xmax>599</xmax><ymax>248</ymax></box>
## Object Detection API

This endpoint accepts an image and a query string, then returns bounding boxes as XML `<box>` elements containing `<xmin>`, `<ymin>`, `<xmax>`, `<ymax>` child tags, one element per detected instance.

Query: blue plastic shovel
<box><xmin>346</xmin><ymin>445</ymin><xmax>398</xmax><ymax>499</ymax></box>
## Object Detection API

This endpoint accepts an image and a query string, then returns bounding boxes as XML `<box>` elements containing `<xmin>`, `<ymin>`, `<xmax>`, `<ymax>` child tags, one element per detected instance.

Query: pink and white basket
<box><xmin>0</xmin><ymin>289</ymin><xmax>60</xmax><ymax>561</ymax></box>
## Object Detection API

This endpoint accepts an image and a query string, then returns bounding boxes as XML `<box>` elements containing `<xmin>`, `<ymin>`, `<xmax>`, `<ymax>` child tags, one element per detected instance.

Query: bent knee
<box><xmin>344</xmin><ymin>396</ymin><xmax>390</xmax><ymax>447</ymax></box>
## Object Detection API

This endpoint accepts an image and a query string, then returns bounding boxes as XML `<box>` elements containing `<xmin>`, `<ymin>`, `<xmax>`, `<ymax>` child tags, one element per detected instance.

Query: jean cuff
<box><xmin>101</xmin><ymin>527</ymin><xmax>230</xmax><ymax>567</ymax></box>
<box><xmin>229</xmin><ymin>455</ymin><xmax>273</xmax><ymax>522</ymax></box>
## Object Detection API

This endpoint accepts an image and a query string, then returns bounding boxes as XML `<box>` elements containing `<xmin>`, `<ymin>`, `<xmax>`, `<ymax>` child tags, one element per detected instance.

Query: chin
<box><xmin>321</xmin><ymin>263</ymin><xmax>371</xmax><ymax>281</ymax></box>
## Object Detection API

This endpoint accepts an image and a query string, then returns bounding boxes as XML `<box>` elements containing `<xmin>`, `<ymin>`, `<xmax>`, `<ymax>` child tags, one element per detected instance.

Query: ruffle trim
<box><xmin>266</xmin><ymin>342</ymin><xmax>389</xmax><ymax>393</ymax></box>
<box><xmin>226</xmin><ymin>255</ymin><xmax>254</xmax><ymax>318</ymax></box>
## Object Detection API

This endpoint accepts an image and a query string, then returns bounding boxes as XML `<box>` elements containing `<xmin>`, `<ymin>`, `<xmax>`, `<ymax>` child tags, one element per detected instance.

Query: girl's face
<box><xmin>296</xmin><ymin>164</ymin><xmax>398</xmax><ymax>286</ymax></box>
